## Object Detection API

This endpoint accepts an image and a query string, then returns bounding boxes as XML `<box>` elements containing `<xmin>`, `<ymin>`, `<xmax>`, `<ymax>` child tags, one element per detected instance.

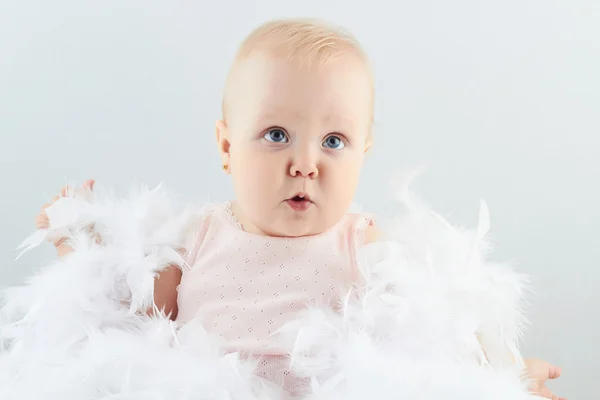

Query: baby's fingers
<box><xmin>35</xmin><ymin>213</ymin><xmax>49</xmax><ymax>229</ymax></box>
<box><xmin>548</xmin><ymin>365</ymin><xmax>562</xmax><ymax>380</ymax></box>
<box><xmin>83</xmin><ymin>179</ymin><xmax>95</xmax><ymax>191</ymax></box>
<box><xmin>60</xmin><ymin>185</ymin><xmax>74</xmax><ymax>197</ymax></box>
<box><xmin>65</xmin><ymin>179</ymin><xmax>95</xmax><ymax>198</ymax></box>
<box><xmin>60</xmin><ymin>178</ymin><xmax>94</xmax><ymax>198</ymax></box>
<box><xmin>539</xmin><ymin>386</ymin><xmax>566</xmax><ymax>400</ymax></box>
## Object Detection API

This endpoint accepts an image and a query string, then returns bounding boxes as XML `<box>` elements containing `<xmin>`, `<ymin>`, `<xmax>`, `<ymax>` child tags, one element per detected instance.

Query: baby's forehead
<box><xmin>224</xmin><ymin>57</ymin><xmax>372</xmax><ymax>120</ymax></box>
<box><xmin>221</xmin><ymin>18</ymin><xmax>374</xmax><ymax>123</ymax></box>
<box><xmin>254</xmin><ymin>103</ymin><xmax>362</xmax><ymax>125</ymax></box>
<box><xmin>224</xmin><ymin>54</ymin><xmax>373</xmax><ymax>136</ymax></box>
<box><xmin>233</xmin><ymin>52</ymin><xmax>371</xmax><ymax>100</ymax></box>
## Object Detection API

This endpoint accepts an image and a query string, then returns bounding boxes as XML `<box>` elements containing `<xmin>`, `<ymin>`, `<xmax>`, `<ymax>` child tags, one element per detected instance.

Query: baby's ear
<box><xmin>216</xmin><ymin>120</ymin><xmax>231</xmax><ymax>170</ymax></box>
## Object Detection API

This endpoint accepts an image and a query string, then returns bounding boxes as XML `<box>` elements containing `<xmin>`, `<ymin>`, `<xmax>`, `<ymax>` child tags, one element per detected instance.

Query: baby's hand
<box><xmin>524</xmin><ymin>358</ymin><xmax>566</xmax><ymax>400</ymax></box>
<box><xmin>35</xmin><ymin>179</ymin><xmax>96</xmax><ymax>256</ymax></box>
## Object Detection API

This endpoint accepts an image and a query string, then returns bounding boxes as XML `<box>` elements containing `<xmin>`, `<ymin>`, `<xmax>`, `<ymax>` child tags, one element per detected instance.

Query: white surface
<box><xmin>1</xmin><ymin>1</ymin><xmax>598</xmax><ymax>398</ymax></box>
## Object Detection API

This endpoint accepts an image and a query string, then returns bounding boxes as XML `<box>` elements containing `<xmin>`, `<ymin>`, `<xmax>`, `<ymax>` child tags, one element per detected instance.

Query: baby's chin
<box><xmin>237</xmin><ymin>201</ymin><xmax>342</xmax><ymax>237</ymax></box>
<box><xmin>265</xmin><ymin>212</ymin><xmax>339</xmax><ymax>238</ymax></box>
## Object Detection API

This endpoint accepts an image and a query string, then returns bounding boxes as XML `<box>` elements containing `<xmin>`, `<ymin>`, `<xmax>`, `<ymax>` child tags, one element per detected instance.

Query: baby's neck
<box><xmin>230</xmin><ymin>201</ymin><xmax>270</xmax><ymax>236</ymax></box>
<box><xmin>229</xmin><ymin>200</ymin><xmax>332</xmax><ymax>238</ymax></box>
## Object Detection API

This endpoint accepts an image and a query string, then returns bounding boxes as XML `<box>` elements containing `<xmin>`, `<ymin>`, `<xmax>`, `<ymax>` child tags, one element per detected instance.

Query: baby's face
<box><xmin>218</xmin><ymin>52</ymin><xmax>372</xmax><ymax>237</ymax></box>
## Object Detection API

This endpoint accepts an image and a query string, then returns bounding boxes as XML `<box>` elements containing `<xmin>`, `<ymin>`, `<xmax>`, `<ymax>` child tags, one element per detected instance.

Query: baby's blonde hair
<box><xmin>222</xmin><ymin>18</ymin><xmax>374</xmax><ymax>124</ymax></box>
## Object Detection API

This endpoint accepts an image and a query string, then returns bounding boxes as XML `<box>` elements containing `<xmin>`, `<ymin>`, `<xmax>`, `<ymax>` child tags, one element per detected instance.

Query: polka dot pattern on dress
<box><xmin>176</xmin><ymin>201</ymin><xmax>373</xmax><ymax>393</ymax></box>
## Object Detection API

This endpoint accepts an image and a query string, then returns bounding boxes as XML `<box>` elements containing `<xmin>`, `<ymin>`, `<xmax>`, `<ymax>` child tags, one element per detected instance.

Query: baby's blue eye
<box><xmin>322</xmin><ymin>135</ymin><xmax>345</xmax><ymax>150</ymax></box>
<box><xmin>264</xmin><ymin>128</ymin><xmax>288</xmax><ymax>143</ymax></box>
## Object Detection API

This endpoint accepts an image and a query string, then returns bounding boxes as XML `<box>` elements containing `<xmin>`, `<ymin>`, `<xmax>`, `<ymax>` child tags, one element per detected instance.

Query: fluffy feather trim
<box><xmin>0</xmin><ymin>180</ymin><xmax>537</xmax><ymax>399</ymax></box>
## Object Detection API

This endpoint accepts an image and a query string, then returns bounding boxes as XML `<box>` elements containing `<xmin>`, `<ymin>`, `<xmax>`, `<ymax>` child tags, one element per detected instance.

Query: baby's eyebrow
<box><xmin>258</xmin><ymin>106</ymin><xmax>301</xmax><ymax>122</ymax></box>
<box><xmin>257</xmin><ymin>107</ymin><xmax>362</xmax><ymax>134</ymax></box>
<box><xmin>321</xmin><ymin>114</ymin><xmax>359</xmax><ymax>132</ymax></box>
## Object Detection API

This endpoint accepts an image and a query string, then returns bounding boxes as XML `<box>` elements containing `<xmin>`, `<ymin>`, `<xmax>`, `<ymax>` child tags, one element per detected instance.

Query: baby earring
<box><xmin>222</xmin><ymin>164</ymin><xmax>228</xmax><ymax>171</ymax></box>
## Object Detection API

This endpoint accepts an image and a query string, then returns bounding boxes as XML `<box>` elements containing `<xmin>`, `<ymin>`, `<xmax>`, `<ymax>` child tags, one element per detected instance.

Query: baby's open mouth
<box><xmin>286</xmin><ymin>194</ymin><xmax>313</xmax><ymax>211</ymax></box>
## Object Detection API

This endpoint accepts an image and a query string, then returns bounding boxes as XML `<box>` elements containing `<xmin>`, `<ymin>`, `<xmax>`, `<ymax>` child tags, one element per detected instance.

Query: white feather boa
<box><xmin>0</xmin><ymin>180</ymin><xmax>539</xmax><ymax>399</ymax></box>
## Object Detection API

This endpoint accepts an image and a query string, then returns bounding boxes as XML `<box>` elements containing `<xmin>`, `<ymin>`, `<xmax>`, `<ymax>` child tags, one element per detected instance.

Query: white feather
<box><xmin>0</xmin><ymin>179</ymin><xmax>535</xmax><ymax>399</ymax></box>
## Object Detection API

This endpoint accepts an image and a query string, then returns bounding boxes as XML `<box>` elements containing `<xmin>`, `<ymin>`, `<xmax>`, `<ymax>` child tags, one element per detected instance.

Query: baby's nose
<box><xmin>289</xmin><ymin>154</ymin><xmax>319</xmax><ymax>178</ymax></box>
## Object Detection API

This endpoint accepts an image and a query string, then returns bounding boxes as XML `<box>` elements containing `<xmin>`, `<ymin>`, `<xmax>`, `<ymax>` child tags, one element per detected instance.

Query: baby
<box><xmin>35</xmin><ymin>18</ymin><xmax>564</xmax><ymax>399</ymax></box>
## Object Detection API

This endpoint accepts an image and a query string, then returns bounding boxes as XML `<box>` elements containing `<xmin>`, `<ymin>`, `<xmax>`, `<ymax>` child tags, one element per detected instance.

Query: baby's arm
<box><xmin>35</xmin><ymin>180</ymin><xmax>96</xmax><ymax>256</ymax></box>
<box><xmin>524</xmin><ymin>358</ymin><xmax>566</xmax><ymax>400</ymax></box>
<box><xmin>366</xmin><ymin>220</ymin><xmax>564</xmax><ymax>399</ymax></box>
<box><xmin>151</xmin><ymin>265</ymin><xmax>182</xmax><ymax>320</ymax></box>
<box><xmin>37</xmin><ymin>180</ymin><xmax>182</xmax><ymax>320</ymax></box>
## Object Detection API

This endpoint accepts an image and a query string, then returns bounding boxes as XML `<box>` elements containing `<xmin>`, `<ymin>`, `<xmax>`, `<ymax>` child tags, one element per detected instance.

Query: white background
<box><xmin>1</xmin><ymin>1</ymin><xmax>598</xmax><ymax>398</ymax></box>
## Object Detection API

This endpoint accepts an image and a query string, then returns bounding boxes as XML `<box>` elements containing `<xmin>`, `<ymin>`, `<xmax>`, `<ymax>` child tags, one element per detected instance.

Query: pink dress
<box><xmin>176</xmin><ymin>201</ymin><xmax>372</xmax><ymax>395</ymax></box>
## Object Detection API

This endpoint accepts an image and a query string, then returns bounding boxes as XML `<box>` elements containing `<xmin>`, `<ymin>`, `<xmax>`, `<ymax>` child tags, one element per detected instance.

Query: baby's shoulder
<box><xmin>180</xmin><ymin>201</ymin><xmax>232</xmax><ymax>266</ymax></box>
<box><xmin>363</xmin><ymin>219</ymin><xmax>379</xmax><ymax>244</ymax></box>
<box><xmin>181</xmin><ymin>201</ymin><xmax>230</xmax><ymax>238</ymax></box>
<box><xmin>188</xmin><ymin>200</ymin><xmax>232</xmax><ymax>222</ymax></box>
<box><xmin>344</xmin><ymin>208</ymin><xmax>379</xmax><ymax>245</ymax></box>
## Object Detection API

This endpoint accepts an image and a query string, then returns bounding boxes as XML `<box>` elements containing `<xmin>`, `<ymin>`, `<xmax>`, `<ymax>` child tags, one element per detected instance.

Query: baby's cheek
<box><xmin>234</xmin><ymin>155</ymin><xmax>283</xmax><ymax>203</ymax></box>
<box><xmin>332</xmin><ymin>161</ymin><xmax>361</xmax><ymax>193</ymax></box>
